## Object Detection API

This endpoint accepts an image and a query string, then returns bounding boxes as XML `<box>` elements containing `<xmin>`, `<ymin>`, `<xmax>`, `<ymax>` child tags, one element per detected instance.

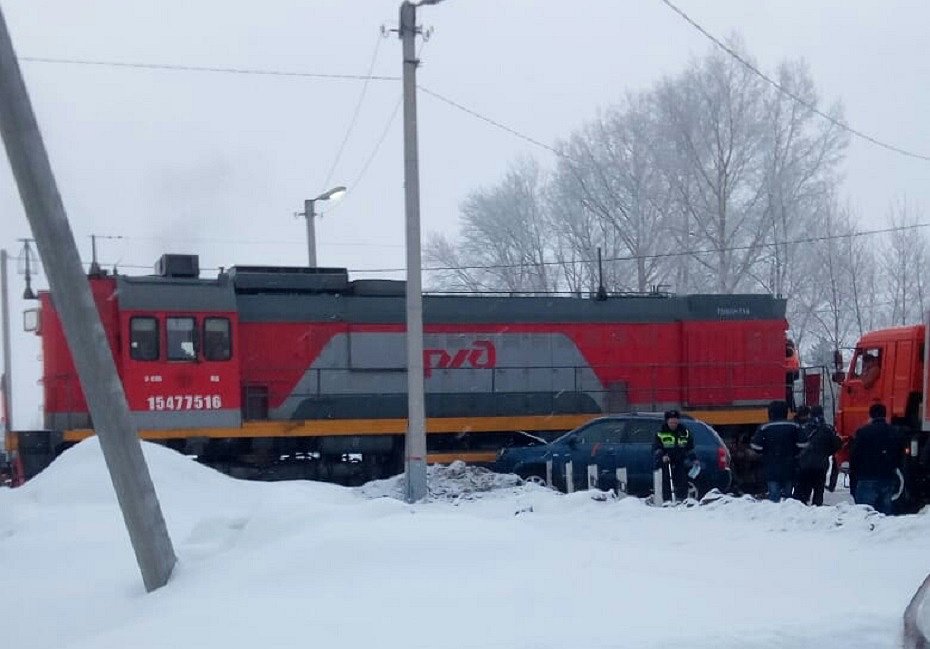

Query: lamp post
<box><xmin>300</xmin><ymin>185</ymin><xmax>346</xmax><ymax>267</ymax></box>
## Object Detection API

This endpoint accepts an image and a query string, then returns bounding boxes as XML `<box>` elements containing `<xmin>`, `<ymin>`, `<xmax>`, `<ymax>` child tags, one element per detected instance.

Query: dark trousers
<box><xmin>661</xmin><ymin>462</ymin><xmax>690</xmax><ymax>502</ymax></box>
<box><xmin>854</xmin><ymin>479</ymin><xmax>896</xmax><ymax>515</ymax></box>
<box><xmin>767</xmin><ymin>480</ymin><xmax>793</xmax><ymax>502</ymax></box>
<box><xmin>794</xmin><ymin>466</ymin><xmax>828</xmax><ymax>505</ymax></box>
<box><xmin>785</xmin><ymin>375</ymin><xmax>797</xmax><ymax>411</ymax></box>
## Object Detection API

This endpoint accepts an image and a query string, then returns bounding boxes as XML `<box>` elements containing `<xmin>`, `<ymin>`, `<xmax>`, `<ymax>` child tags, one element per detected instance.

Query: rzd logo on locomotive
<box><xmin>424</xmin><ymin>340</ymin><xmax>496</xmax><ymax>377</ymax></box>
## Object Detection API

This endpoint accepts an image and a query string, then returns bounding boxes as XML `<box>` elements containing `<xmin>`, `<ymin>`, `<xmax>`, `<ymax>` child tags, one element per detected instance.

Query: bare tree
<box><xmin>760</xmin><ymin>60</ymin><xmax>848</xmax><ymax>300</ymax></box>
<box><xmin>424</xmin><ymin>157</ymin><xmax>556</xmax><ymax>293</ymax></box>
<box><xmin>800</xmin><ymin>201</ymin><xmax>864</xmax><ymax>351</ymax></box>
<box><xmin>655</xmin><ymin>43</ymin><xmax>770</xmax><ymax>293</ymax></box>
<box><xmin>429</xmin><ymin>39</ymin><xmax>849</xmax><ymax>323</ymax></box>
<box><xmin>550</xmin><ymin>95</ymin><xmax>673</xmax><ymax>292</ymax></box>
<box><xmin>883</xmin><ymin>199</ymin><xmax>928</xmax><ymax>325</ymax></box>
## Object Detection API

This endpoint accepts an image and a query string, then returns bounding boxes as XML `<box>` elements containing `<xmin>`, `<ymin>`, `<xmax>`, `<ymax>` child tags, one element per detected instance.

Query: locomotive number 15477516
<box><xmin>146</xmin><ymin>395</ymin><xmax>223</xmax><ymax>411</ymax></box>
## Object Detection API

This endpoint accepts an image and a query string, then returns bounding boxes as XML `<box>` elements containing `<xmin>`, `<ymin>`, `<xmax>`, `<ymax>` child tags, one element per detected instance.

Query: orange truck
<box><xmin>833</xmin><ymin>314</ymin><xmax>929</xmax><ymax>509</ymax></box>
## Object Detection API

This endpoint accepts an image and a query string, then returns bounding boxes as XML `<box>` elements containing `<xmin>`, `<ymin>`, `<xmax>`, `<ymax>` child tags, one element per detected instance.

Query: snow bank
<box><xmin>358</xmin><ymin>459</ymin><xmax>526</xmax><ymax>501</ymax></box>
<box><xmin>2</xmin><ymin>439</ymin><xmax>929</xmax><ymax>649</ymax></box>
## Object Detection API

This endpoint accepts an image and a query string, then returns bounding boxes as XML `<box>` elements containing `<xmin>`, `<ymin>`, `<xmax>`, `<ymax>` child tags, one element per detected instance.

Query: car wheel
<box><xmin>687</xmin><ymin>480</ymin><xmax>700</xmax><ymax>500</ymax></box>
<box><xmin>524</xmin><ymin>474</ymin><xmax>548</xmax><ymax>488</ymax></box>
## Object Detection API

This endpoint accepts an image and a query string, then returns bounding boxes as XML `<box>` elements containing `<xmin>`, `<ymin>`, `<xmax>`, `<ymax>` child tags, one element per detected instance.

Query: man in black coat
<box><xmin>849</xmin><ymin>403</ymin><xmax>905</xmax><ymax>515</ymax></box>
<box><xmin>793</xmin><ymin>405</ymin><xmax>842</xmax><ymax>506</ymax></box>
<box><xmin>751</xmin><ymin>400</ymin><xmax>804</xmax><ymax>502</ymax></box>
<box><xmin>652</xmin><ymin>409</ymin><xmax>697</xmax><ymax>502</ymax></box>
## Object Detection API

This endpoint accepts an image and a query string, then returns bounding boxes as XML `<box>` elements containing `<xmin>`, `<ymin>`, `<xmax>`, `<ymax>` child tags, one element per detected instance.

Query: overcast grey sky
<box><xmin>2</xmin><ymin>0</ymin><xmax>929</xmax><ymax>427</ymax></box>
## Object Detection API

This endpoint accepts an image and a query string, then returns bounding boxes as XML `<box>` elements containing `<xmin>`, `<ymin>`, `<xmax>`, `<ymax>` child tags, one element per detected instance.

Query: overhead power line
<box><xmin>339</xmin><ymin>40</ymin><xmax>426</xmax><ymax>200</ymax></box>
<box><xmin>20</xmin><ymin>56</ymin><xmax>400</xmax><ymax>82</ymax></box>
<box><xmin>22</xmin><ymin>33</ymin><xmax>930</xmax><ymax>165</ymax></box>
<box><xmin>349</xmin><ymin>94</ymin><xmax>402</xmax><ymax>191</ymax></box>
<box><xmin>320</xmin><ymin>36</ymin><xmax>385</xmax><ymax>192</ymax></box>
<box><xmin>418</xmin><ymin>85</ymin><xmax>563</xmax><ymax>158</ymax></box>
<box><xmin>348</xmin><ymin>221</ymin><xmax>930</xmax><ymax>274</ymax></box>
<box><xmin>30</xmin><ymin>221</ymin><xmax>927</xmax><ymax>285</ymax></box>
<box><xmin>657</xmin><ymin>0</ymin><xmax>930</xmax><ymax>162</ymax></box>
<box><xmin>115</xmin><ymin>233</ymin><xmax>404</xmax><ymax>248</ymax></box>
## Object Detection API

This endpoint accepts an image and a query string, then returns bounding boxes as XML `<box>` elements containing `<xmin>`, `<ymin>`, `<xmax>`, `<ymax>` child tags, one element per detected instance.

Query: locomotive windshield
<box><xmin>166</xmin><ymin>317</ymin><xmax>197</xmax><ymax>361</ymax></box>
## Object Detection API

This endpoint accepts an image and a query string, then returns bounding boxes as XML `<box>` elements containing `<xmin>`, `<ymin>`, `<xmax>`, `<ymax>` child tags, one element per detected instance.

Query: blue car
<box><xmin>495</xmin><ymin>413</ymin><xmax>732</xmax><ymax>498</ymax></box>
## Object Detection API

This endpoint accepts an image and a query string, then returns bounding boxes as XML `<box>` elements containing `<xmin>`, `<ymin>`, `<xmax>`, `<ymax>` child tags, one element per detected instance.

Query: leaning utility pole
<box><xmin>1</xmin><ymin>249</ymin><xmax>11</xmax><ymax>433</ymax></box>
<box><xmin>0</xmin><ymin>6</ymin><xmax>175</xmax><ymax>590</ymax></box>
<box><xmin>399</xmin><ymin>0</ymin><xmax>430</xmax><ymax>503</ymax></box>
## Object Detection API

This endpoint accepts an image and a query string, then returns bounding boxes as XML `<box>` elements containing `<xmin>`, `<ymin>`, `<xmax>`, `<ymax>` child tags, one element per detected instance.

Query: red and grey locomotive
<box><xmin>12</xmin><ymin>254</ymin><xmax>789</xmax><ymax>483</ymax></box>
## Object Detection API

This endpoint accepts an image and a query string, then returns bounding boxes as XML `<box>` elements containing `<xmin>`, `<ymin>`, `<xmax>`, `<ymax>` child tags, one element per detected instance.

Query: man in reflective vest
<box><xmin>653</xmin><ymin>409</ymin><xmax>697</xmax><ymax>502</ymax></box>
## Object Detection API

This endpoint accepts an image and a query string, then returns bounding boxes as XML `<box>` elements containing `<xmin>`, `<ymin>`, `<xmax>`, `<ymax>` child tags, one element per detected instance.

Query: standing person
<box><xmin>793</xmin><ymin>405</ymin><xmax>811</xmax><ymax>426</ymax></box>
<box><xmin>794</xmin><ymin>405</ymin><xmax>842</xmax><ymax>505</ymax></box>
<box><xmin>785</xmin><ymin>340</ymin><xmax>801</xmax><ymax>412</ymax></box>
<box><xmin>653</xmin><ymin>409</ymin><xmax>697</xmax><ymax>503</ymax></box>
<box><xmin>751</xmin><ymin>400</ymin><xmax>804</xmax><ymax>502</ymax></box>
<box><xmin>849</xmin><ymin>403</ymin><xmax>905</xmax><ymax>515</ymax></box>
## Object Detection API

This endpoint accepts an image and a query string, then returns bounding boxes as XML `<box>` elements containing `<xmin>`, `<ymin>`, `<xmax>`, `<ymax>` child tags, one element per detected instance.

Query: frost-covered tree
<box><xmin>425</xmin><ymin>158</ymin><xmax>556</xmax><ymax>293</ymax></box>
<box><xmin>654</xmin><ymin>44</ymin><xmax>770</xmax><ymax>293</ymax></box>
<box><xmin>550</xmin><ymin>94</ymin><xmax>673</xmax><ymax>292</ymax></box>
<box><xmin>428</xmin><ymin>40</ymin><xmax>847</xmax><ymax>312</ymax></box>
<box><xmin>883</xmin><ymin>200</ymin><xmax>928</xmax><ymax>326</ymax></box>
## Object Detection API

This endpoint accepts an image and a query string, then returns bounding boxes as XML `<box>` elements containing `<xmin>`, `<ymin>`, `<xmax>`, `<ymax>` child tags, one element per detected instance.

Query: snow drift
<box><xmin>2</xmin><ymin>438</ymin><xmax>929</xmax><ymax>649</ymax></box>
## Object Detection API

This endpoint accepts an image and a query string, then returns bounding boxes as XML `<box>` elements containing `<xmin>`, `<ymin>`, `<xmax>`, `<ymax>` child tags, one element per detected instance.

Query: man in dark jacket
<box><xmin>751</xmin><ymin>400</ymin><xmax>804</xmax><ymax>502</ymax></box>
<box><xmin>653</xmin><ymin>409</ymin><xmax>697</xmax><ymax>502</ymax></box>
<box><xmin>793</xmin><ymin>405</ymin><xmax>811</xmax><ymax>426</ymax></box>
<box><xmin>793</xmin><ymin>405</ymin><xmax>842</xmax><ymax>506</ymax></box>
<box><xmin>849</xmin><ymin>403</ymin><xmax>905</xmax><ymax>515</ymax></box>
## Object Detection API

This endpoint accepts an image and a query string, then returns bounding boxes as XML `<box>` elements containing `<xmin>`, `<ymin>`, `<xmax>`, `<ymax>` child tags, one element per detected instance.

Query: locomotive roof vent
<box><xmin>227</xmin><ymin>265</ymin><xmax>350</xmax><ymax>293</ymax></box>
<box><xmin>155</xmin><ymin>254</ymin><xmax>200</xmax><ymax>279</ymax></box>
<box><xmin>350</xmin><ymin>279</ymin><xmax>406</xmax><ymax>297</ymax></box>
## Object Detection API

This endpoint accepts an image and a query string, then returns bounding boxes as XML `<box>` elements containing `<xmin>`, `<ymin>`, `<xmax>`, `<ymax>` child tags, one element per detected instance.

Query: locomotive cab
<box><xmin>33</xmin><ymin>255</ymin><xmax>241</xmax><ymax>454</ymax></box>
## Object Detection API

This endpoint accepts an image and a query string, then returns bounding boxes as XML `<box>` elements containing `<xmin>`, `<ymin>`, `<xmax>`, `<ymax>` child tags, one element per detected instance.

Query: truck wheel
<box><xmin>893</xmin><ymin>468</ymin><xmax>905</xmax><ymax>501</ymax></box>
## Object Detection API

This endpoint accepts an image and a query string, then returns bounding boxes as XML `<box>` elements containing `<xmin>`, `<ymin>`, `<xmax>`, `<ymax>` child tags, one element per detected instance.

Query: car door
<box><xmin>551</xmin><ymin>419</ymin><xmax>628</xmax><ymax>491</ymax></box>
<box><xmin>588</xmin><ymin>419</ymin><xmax>631</xmax><ymax>490</ymax></box>
<box><xmin>621</xmin><ymin>419</ymin><xmax>662</xmax><ymax>496</ymax></box>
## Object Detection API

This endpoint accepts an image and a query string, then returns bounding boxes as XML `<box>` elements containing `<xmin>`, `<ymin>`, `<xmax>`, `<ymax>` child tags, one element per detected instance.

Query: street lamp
<box><xmin>300</xmin><ymin>185</ymin><xmax>346</xmax><ymax>267</ymax></box>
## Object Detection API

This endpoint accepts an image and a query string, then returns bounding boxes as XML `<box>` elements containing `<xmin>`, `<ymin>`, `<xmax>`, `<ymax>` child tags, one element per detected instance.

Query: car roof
<box><xmin>594</xmin><ymin>411</ymin><xmax>697</xmax><ymax>421</ymax></box>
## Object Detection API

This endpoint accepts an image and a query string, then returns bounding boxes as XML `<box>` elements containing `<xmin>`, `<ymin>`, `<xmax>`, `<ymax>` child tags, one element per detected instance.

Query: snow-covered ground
<box><xmin>2</xmin><ymin>440</ymin><xmax>928</xmax><ymax>649</ymax></box>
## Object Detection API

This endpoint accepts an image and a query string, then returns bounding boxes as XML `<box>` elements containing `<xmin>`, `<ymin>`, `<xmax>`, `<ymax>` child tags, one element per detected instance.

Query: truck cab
<box><xmin>835</xmin><ymin>316</ymin><xmax>929</xmax><ymax>507</ymax></box>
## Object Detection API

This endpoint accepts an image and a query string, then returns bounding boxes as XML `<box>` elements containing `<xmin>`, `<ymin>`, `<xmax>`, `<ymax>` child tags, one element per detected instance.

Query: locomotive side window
<box><xmin>167</xmin><ymin>317</ymin><xmax>198</xmax><ymax>361</ymax></box>
<box><xmin>203</xmin><ymin>317</ymin><xmax>231</xmax><ymax>361</ymax></box>
<box><xmin>130</xmin><ymin>317</ymin><xmax>159</xmax><ymax>361</ymax></box>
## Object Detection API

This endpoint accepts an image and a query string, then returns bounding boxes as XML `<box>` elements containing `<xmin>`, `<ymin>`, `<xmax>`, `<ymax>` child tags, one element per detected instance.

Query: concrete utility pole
<box><xmin>399</xmin><ymin>0</ymin><xmax>443</xmax><ymax>503</ymax></box>
<box><xmin>1</xmin><ymin>249</ymin><xmax>11</xmax><ymax>433</ymax></box>
<box><xmin>0</xmin><ymin>6</ymin><xmax>175</xmax><ymax>591</ymax></box>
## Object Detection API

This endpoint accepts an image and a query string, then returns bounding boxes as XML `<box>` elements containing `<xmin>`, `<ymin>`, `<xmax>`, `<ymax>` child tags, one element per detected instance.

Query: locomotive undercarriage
<box><xmin>16</xmin><ymin>424</ymin><xmax>767</xmax><ymax>491</ymax></box>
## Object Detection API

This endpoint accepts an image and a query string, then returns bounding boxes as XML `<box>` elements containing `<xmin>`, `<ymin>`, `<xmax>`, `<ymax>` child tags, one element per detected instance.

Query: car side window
<box><xmin>577</xmin><ymin>420</ymin><xmax>628</xmax><ymax>445</ymax></box>
<box><xmin>626</xmin><ymin>421</ymin><xmax>659</xmax><ymax>444</ymax></box>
